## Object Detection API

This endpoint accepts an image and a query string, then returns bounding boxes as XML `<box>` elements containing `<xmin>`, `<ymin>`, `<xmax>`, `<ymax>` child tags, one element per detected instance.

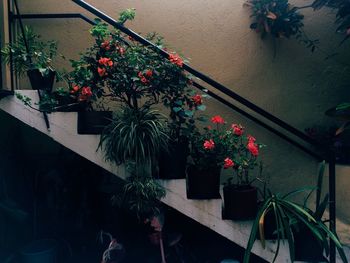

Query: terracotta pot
<box><xmin>27</xmin><ymin>69</ymin><xmax>55</xmax><ymax>92</ymax></box>
<box><xmin>186</xmin><ymin>165</ymin><xmax>221</xmax><ymax>199</ymax></box>
<box><xmin>77</xmin><ymin>111</ymin><xmax>112</xmax><ymax>134</ymax></box>
<box><xmin>223</xmin><ymin>185</ymin><xmax>257</xmax><ymax>220</ymax></box>
<box><xmin>158</xmin><ymin>140</ymin><xmax>189</xmax><ymax>179</ymax></box>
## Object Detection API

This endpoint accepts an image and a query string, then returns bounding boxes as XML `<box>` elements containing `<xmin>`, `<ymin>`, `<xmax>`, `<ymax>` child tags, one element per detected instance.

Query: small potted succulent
<box><xmin>1</xmin><ymin>26</ymin><xmax>58</xmax><ymax>91</ymax></box>
<box><xmin>186</xmin><ymin>115</ymin><xmax>230</xmax><ymax>199</ymax></box>
<box><xmin>222</xmin><ymin>126</ymin><xmax>263</xmax><ymax>220</ymax></box>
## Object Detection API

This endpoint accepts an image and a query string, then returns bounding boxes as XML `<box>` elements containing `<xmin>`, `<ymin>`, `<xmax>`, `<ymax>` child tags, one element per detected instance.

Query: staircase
<box><xmin>0</xmin><ymin>0</ymin><xmax>348</xmax><ymax>262</ymax></box>
<box><xmin>0</xmin><ymin>90</ymin><xmax>293</xmax><ymax>262</ymax></box>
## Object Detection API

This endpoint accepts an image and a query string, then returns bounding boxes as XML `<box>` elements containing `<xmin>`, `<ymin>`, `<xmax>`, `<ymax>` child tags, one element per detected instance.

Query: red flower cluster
<box><xmin>224</xmin><ymin>157</ymin><xmax>235</xmax><ymax>169</ymax></box>
<box><xmin>101</xmin><ymin>40</ymin><xmax>111</xmax><ymax>51</ymax></box>
<box><xmin>232</xmin><ymin>124</ymin><xmax>244</xmax><ymax>136</ymax></box>
<box><xmin>98</xmin><ymin>57</ymin><xmax>113</xmax><ymax>67</ymax></box>
<box><xmin>169</xmin><ymin>53</ymin><xmax>184</xmax><ymax>67</ymax></box>
<box><xmin>247</xmin><ymin>135</ymin><xmax>259</xmax><ymax>156</ymax></box>
<box><xmin>211</xmin><ymin>115</ymin><xmax>225</xmax><ymax>124</ymax></box>
<box><xmin>138</xmin><ymin>70</ymin><xmax>153</xmax><ymax>85</ymax></box>
<box><xmin>116</xmin><ymin>46</ymin><xmax>125</xmax><ymax>55</ymax></box>
<box><xmin>192</xmin><ymin>94</ymin><xmax>203</xmax><ymax>106</ymax></box>
<box><xmin>203</xmin><ymin>139</ymin><xmax>215</xmax><ymax>150</ymax></box>
<box><xmin>71</xmin><ymin>85</ymin><xmax>93</xmax><ymax>102</ymax></box>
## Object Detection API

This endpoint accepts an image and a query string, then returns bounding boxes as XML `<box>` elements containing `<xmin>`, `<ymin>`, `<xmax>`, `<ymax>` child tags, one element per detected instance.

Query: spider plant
<box><xmin>99</xmin><ymin>106</ymin><xmax>169</xmax><ymax>170</ymax></box>
<box><xmin>243</xmin><ymin>161</ymin><xmax>347</xmax><ymax>263</ymax></box>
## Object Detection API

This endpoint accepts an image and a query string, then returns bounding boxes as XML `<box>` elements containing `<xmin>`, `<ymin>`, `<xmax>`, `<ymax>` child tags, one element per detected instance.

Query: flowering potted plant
<box><xmin>222</xmin><ymin>124</ymin><xmax>263</xmax><ymax>220</ymax></box>
<box><xmin>1</xmin><ymin>26</ymin><xmax>58</xmax><ymax>92</ymax></box>
<box><xmin>186</xmin><ymin>115</ymin><xmax>230</xmax><ymax>199</ymax></box>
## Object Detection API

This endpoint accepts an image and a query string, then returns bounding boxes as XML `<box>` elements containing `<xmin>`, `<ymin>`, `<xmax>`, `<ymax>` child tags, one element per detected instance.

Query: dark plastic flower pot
<box><xmin>158</xmin><ymin>140</ymin><xmax>189</xmax><ymax>179</ymax></box>
<box><xmin>294</xmin><ymin>226</ymin><xmax>326</xmax><ymax>262</ymax></box>
<box><xmin>223</xmin><ymin>185</ymin><xmax>257</xmax><ymax>220</ymax></box>
<box><xmin>186</xmin><ymin>165</ymin><xmax>221</xmax><ymax>199</ymax></box>
<box><xmin>77</xmin><ymin>111</ymin><xmax>112</xmax><ymax>135</ymax></box>
<box><xmin>27</xmin><ymin>69</ymin><xmax>55</xmax><ymax>92</ymax></box>
<box><xmin>20</xmin><ymin>239</ymin><xmax>57</xmax><ymax>263</ymax></box>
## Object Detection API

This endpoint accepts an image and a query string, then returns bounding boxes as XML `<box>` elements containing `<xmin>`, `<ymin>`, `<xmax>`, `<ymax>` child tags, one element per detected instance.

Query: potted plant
<box><xmin>244</xmin><ymin>162</ymin><xmax>348</xmax><ymax>263</ymax></box>
<box><xmin>186</xmin><ymin>115</ymin><xmax>230</xmax><ymax>199</ymax></box>
<box><xmin>159</xmin><ymin>57</ymin><xmax>207</xmax><ymax>179</ymax></box>
<box><xmin>1</xmin><ymin>26</ymin><xmax>58</xmax><ymax>92</ymax></box>
<box><xmin>222</xmin><ymin>126</ymin><xmax>263</xmax><ymax>220</ymax></box>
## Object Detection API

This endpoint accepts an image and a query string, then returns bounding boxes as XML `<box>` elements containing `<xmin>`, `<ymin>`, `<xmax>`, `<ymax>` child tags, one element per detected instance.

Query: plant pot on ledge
<box><xmin>27</xmin><ymin>69</ymin><xmax>55</xmax><ymax>92</ymax></box>
<box><xmin>223</xmin><ymin>185</ymin><xmax>257</xmax><ymax>220</ymax></box>
<box><xmin>77</xmin><ymin>111</ymin><xmax>113</xmax><ymax>135</ymax></box>
<box><xmin>158</xmin><ymin>139</ymin><xmax>189</xmax><ymax>179</ymax></box>
<box><xmin>186</xmin><ymin>165</ymin><xmax>221</xmax><ymax>199</ymax></box>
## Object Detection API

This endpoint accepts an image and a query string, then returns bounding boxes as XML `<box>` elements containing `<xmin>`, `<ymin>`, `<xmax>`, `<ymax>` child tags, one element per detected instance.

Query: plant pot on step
<box><xmin>27</xmin><ymin>69</ymin><xmax>55</xmax><ymax>92</ymax></box>
<box><xmin>293</xmin><ymin>225</ymin><xmax>326</xmax><ymax>262</ymax></box>
<box><xmin>223</xmin><ymin>185</ymin><xmax>257</xmax><ymax>220</ymax></box>
<box><xmin>186</xmin><ymin>165</ymin><xmax>221</xmax><ymax>199</ymax></box>
<box><xmin>158</xmin><ymin>140</ymin><xmax>189</xmax><ymax>179</ymax></box>
<box><xmin>20</xmin><ymin>239</ymin><xmax>57</xmax><ymax>263</ymax></box>
<box><xmin>77</xmin><ymin>111</ymin><xmax>113</xmax><ymax>135</ymax></box>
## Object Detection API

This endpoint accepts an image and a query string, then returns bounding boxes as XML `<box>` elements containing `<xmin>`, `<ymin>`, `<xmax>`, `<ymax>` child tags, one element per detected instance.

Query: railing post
<box><xmin>329</xmin><ymin>151</ymin><xmax>336</xmax><ymax>263</ymax></box>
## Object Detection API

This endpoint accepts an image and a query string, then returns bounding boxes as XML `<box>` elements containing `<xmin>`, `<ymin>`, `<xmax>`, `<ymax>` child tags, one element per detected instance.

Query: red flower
<box><xmin>128</xmin><ymin>36</ymin><xmax>135</xmax><ymax>41</ymax></box>
<box><xmin>203</xmin><ymin>139</ymin><xmax>215</xmax><ymax>150</ymax></box>
<box><xmin>169</xmin><ymin>53</ymin><xmax>184</xmax><ymax>67</ymax></box>
<box><xmin>247</xmin><ymin>135</ymin><xmax>256</xmax><ymax>143</ymax></box>
<box><xmin>141</xmin><ymin>77</ymin><xmax>149</xmax><ymax>84</ymax></box>
<box><xmin>81</xmin><ymin>86</ymin><xmax>92</xmax><ymax>97</ymax></box>
<box><xmin>145</xmin><ymin>69</ymin><xmax>153</xmax><ymax>77</ymax></box>
<box><xmin>117</xmin><ymin>46</ymin><xmax>125</xmax><ymax>55</ymax></box>
<box><xmin>101</xmin><ymin>40</ymin><xmax>110</xmax><ymax>50</ymax></box>
<box><xmin>247</xmin><ymin>142</ymin><xmax>259</xmax><ymax>156</ymax></box>
<box><xmin>232</xmin><ymin>124</ymin><xmax>244</xmax><ymax>136</ymax></box>
<box><xmin>211</xmin><ymin>115</ymin><xmax>225</xmax><ymax>124</ymax></box>
<box><xmin>70</xmin><ymin>85</ymin><xmax>80</xmax><ymax>94</ymax></box>
<box><xmin>192</xmin><ymin>94</ymin><xmax>202</xmax><ymax>106</ymax></box>
<box><xmin>98</xmin><ymin>67</ymin><xmax>107</xmax><ymax>77</ymax></box>
<box><xmin>98</xmin><ymin>57</ymin><xmax>113</xmax><ymax>67</ymax></box>
<box><xmin>224</xmin><ymin>158</ymin><xmax>235</xmax><ymax>169</ymax></box>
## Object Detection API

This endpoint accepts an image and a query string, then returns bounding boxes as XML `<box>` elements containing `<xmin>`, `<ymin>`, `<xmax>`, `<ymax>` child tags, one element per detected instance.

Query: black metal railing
<box><xmin>7</xmin><ymin>1</ymin><xmax>337</xmax><ymax>261</ymax></box>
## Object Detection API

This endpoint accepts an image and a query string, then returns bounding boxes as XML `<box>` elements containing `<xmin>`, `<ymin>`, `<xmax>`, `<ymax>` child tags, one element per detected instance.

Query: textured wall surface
<box><xmin>13</xmin><ymin>0</ymin><xmax>350</xmax><ymax>225</ymax></box>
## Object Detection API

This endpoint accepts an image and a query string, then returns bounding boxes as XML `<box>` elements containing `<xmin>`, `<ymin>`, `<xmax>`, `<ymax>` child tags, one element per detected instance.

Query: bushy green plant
<box><xmin>1</xmin><ymin>26</ymin><xmax>58</xmax><ymax>76</ymax></box>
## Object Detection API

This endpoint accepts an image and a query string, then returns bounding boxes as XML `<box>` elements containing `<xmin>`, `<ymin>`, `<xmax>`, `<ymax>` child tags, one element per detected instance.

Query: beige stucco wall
<box><xmin>12</xmin><ymin>0</ymin><xmax>350</xmax><ymax>226</ymax></box>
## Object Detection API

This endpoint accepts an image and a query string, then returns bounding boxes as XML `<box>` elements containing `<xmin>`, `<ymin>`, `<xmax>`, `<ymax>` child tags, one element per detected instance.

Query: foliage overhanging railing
<box><xmin>7</xmin><ymin>0</ymin><xmax>338</xmax><ymax>262</ymax></box>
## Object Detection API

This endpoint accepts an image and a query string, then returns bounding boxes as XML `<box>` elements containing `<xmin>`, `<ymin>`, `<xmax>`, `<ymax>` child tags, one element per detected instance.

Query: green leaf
<box><xmin>197</xmin><ymin>104</ymin><xmax>206</xmax><ymax>111</ymax></box>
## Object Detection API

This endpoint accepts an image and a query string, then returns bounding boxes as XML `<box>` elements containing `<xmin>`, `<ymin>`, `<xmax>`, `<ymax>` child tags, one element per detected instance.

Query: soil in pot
<box><xmin>77</xmin><ymin>111</ymin><xmax>113</xmax><ymax>135</ymax></box>
<box><xmin>27</xmin><ymin>69</ymin><xmax>55</xmax><ymax>92</ymax></box>
<box><xmin>293</xmin><ymin>225</ymin><xmax>326</xmax><ymax>262</ymax></box>
<box><xmin>158</xmin><ymin>140</ymin><xmax>189</xmax><ymax>179</ymax></box>
<box><xmin>186</xmin><ymin>165</ymin><xmax>221</xmax><ymax>199</ymax></box>
<box><xmin>223</xmin><ymin>185</ymin><xmax>257</xmax><ymax>220</ymax></box>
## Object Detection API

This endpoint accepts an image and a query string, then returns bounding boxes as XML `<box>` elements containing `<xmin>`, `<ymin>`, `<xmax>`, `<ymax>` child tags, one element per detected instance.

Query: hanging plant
<box><xmin>245</xmin><ymin>0</ymin><xmax>318</xmax><ymax>51</ymax></box>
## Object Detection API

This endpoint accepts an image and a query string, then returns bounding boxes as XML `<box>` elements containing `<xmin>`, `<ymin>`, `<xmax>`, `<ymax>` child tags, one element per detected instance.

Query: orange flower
<box><xmin>145</xmin><ymin>69</ymin><xmax>153</xmax><ymax>77</ymax></box>
<box><xmin>211</xmin><ymin>115</ymin><xmax>225</xmax><ymax>124</ymax></box>
<box><xmin>203</xmin><ymin>139</ymin><xmax>215</xmax><ymax>150</ymax></box>
<box><xmin>169</xmin><ymin>53</ymin><xmax>184</xmax><ymax>67</ymax></box>
<box><xmin>98</xmin><ymin>57</ymin><xmax>113</xmax><ymax>67</ymax></box>
<box><xmin>98</xmin><ymin>67</ymin><xmax>107</xmax><ymax>77</ymax></box>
